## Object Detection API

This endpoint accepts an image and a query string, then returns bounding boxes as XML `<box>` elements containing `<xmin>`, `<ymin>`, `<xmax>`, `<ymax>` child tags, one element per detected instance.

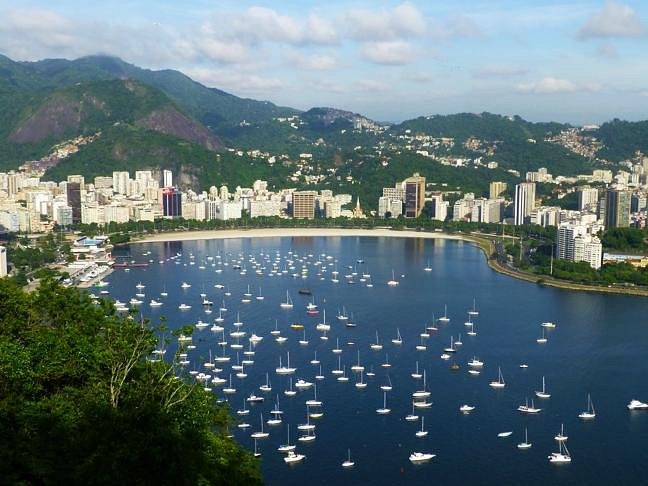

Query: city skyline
<box><xmin>1</xmin><ymin>1</ymin><xmax>648</xmax><ymax>124</ymax></box>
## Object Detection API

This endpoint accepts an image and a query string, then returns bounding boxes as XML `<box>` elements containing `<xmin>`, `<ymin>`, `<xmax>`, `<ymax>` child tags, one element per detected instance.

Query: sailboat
<box><xmin>537</xmin><ymin>328</ymin><xmax>548</xmax><ymax>344</ymax></box>
<box><xmin>548</xmin><ymin>439</ymin><xmax>571</xmax><ymax>463</ymax></box>
<box><xmin>253</xmin><ymin>438</ymin><xmax>261</xmax><ymax>457</ymax></box>
<box><xmin>443</xmin><ymin>336</ymin><xmax>457</xmax><ymax>353</ymax></box>
<box><xmin>412</xmin><ymin>370</ymin><xmax>431</xmax><ymax>399</ymax></box>
<box><xmin>489</xmin><ymin>367</ymin><xmax>505</xmax><ymax>388</ymax></box>
<box><xmin>310</xmin><ymin>351</ymin><xmax>320</xmax><ymax>365</ymax></box>
<box><xmin>517</xmin><ymin>428</ymin><xmax>532</xmax><ymax>449</ymax></box>
<box><xmin>259</xmin><ymin>373</ymin><xmax>271</xmax><ymax>392</ymax></box>
<box><xmin>342</xmin><ymin>448</ymin><xmax>355</xmax><ymax>468</ymax></box>
<box><xmin>276</xmin><ymin>352</ymin><xmax>297</xmax><ymax>375</ymax></box>
<box><xmin>277</xmin><ymin>424</ymin><xmax>297</xmax><ymax>452</ymax></box>
<box><xmin>305</xmin><ymin>384</ymin><xmax>322</xmax><ymax>407</ymax></box>
<box><xmin>351</xmin><ymin>350</ymin><xmax>364</xmax><ymax>372</ymax></box>
<box><xmin>424</xmin><ymin>259</ymin><xmax>432</xmax><ymax>272</ymax></box>
<box><xmin>554</xmin><ymin>423</ymin><xmax>568</xmax><ymax>441</ymax></box>
<box><xmin>355</xmin><ymin>370</ymin><xmax>367</xmax><ymax>389</ymax></box>
<box><xmin>535</xmin><ymin>376</ymin><xmax>551</xmax><ymax>399</ymax></box>
<box><xmin>467</xmin><ymin>322</ymin><xmax>477</xmax><ymax>337</ymax></box>
<box><xmin>411</xmin><ymin>361</ymin><xmax>422</xmax><ymax>379</ymax></box>
<box><xmin>415</xmin><ymin>416</ymin><xmax>428</xmax><ymax>437</ymax></box>
<box><xmin>380</xmin><ymin>375</ymin><xmax>393</xmax><ymax>391</ymax></box>
<box><xmin>316</xmin><ymin>309</ymin><xmax>331</xmax><ymax>332</ymax></box>
<box><xmin>370</xmin><ymin>331</ymin><xmax>383</xmax><ymax>351</ymax></box>
<box><xmin>284</xmin><ymin>377</ymin><xmax>297</xmax><ymax>396</ymax></box>
<box><xmin>405</xmin><ymin>403</ymin><xmax>419</xmax><ymax>421</ymax></box>
<box><xmin>299</xmin><ymin>330</ymin><xmax>309</xmax><ymax>346</ymax></box>
<box><xmin>391</xmin><ymin>328</ymin><xmax>403</xmax><ymax>345</ymax></box>
<box><xmin>468</xmin><ymin>298</ymin><xmax>479</xmax><ymax>316</ymax></box>
<box><xmin>337</xmin><ymin>306</ymin><xmax>349</xmax><ymax>321</ymax></box>
<box><xmin>517</xmin><ymin>397</ymin><xmax>542</xmax><ymax>414</ymax></box>
<box><xmin>438</xmin><ymin>304</ymin><xmax>450</xmax><ymax>323</ymax></box>
<box><xmin>578</xmin><ymin>394</ymin><xmax>596</xmax><ymax>419</ymax></box>
<box><xmin>387</xmin><ymin>270</ymin><xmax>399</xmax><ymax>286</ymax></box>
<box><xmin>376</xmin><ymin>391</ymin><xmax>391</xmax><ymax>414</ymax></box>
<box><xmin>280</xmin><ymin>291</ymin><xmax>294</xmax><ymax>309</ymax></box>
<box><xmin>256</xmin><ymin>287</ymin><xmax>265</xmax><ymax>301</ymax></box>
<box><xmin>332</xmin><ymin>338</ymin><xmax>342</xmax><ymax>354</ymax></box>
<box><xmin>250</xmin><ymin>413</ymin><xmax>269</xmax><ymax>439</ymax></box>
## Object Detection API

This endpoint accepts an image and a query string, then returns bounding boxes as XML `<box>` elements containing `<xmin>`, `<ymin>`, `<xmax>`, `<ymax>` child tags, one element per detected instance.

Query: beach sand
<box><xmin>130</xmin><ymin>227</ymin><xmax>465</xmax><ymax>244</ymax></box>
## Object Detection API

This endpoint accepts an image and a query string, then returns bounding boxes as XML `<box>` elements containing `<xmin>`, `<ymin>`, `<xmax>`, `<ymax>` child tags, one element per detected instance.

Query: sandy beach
<box><xmin>131</xmin><ymin>227</ymin><xmax>467</xmax><ymax>244</ymax></box>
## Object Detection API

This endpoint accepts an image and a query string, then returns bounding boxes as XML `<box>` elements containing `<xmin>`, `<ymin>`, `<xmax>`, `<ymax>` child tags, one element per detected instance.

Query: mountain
<box><xmin>0</xmin><ymin>77</ymin><xmax>224</xmax><ymax>177</ymax></box>
<box><xmin>0</xmin><ymin>54</ymin><xmax>299</xmax><ymax>129</ymax></box>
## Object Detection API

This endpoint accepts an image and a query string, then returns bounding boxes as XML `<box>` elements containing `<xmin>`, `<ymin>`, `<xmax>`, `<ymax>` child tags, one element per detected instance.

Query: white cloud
<box><xmin>578</xmin><ymin>1</ymin><xmax>647</xmax><ymax>39</ymax></box>
<box><xmin>432</xmin><ymin>15</ymin><xmax>484</xmax><ymax>39</ymax></box>
<box><xmin>346</xmin><ymin>2</ymin><xmax>426</xmax><ymax>41</ymax></box>
<box><xmin>182</xmin><ymin>66</ymin><xmax>285</xmax><ymax>94</ymax></box>
<box><xmin>473</xmin><ymin>66</ymin><xmax>527</xmax><ymax>79</ymax></box>
<box><xmin>516</xmin><ymin>77</ymin><xmax>601</xmax><ymax>94</ymax></box>
<box><xmin>361</xmin><ymin>41</ymin><xmax>416</xmax><ymax>65</ymax></box>
<box><xmin>356</xmin><ymin>80</ymin><xmax>391</xmax><ymax>92</ymax></box>
<box><xmin>289</xmin><ymin>53</ymin><xmax>338</xmax><ymax>71</ymax></box>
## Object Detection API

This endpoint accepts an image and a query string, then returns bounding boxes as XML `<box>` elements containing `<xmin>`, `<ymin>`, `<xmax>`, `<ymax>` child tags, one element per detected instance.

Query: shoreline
<box><xmin>126</xmin><ymin>227</ymin><xmax>648</xmax><ymax>298</ymax></box>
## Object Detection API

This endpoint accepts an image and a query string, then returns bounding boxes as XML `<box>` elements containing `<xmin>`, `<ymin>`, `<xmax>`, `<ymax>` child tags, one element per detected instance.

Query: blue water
<box><xmin>107</xmin><ymin>236</ymin><xmax>648</xmax><ymax>485</ymax></box>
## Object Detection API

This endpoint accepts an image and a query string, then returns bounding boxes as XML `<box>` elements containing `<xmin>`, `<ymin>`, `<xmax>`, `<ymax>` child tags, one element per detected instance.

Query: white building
<box><xmin>112</xmin><ymin>171</ymin><xmax>130</xmax><ymax>195</ymax></box>
<box><xmin>162</xmin><ymin>170</ymin><xmax>173</xmax><ymax>188</ymax></box>
<box><xmin>429</xmin><ymin>194</ymin><xmax>448</xmax><ymax>222</ymax></box>
<box><xmin>0</xmin><ymin>245</ymin><xmax>7</xmax><ymax>277</ymax></box>
<box><xmin>250</xmin><ymin>199</ymin><xmax>281</xmax><ymax>218</ymax></box>
<box><xmin>557</xmin><ymin>222</ymin><xmax>602</xmax><ymax>269</ymax></box>
<box><xmin>578</xmin><ymin>187</ymin><xmax>599</xmax><ymax>211</ymax></box>
<box><xmin>214</xmin><ymin>200</ymin><xmax>242</xmax><ymax>220</ymax></box>
<box><xmin>514</xmin><ymin>182</ymin><xmax>536</xmax><ymax>225</ymax></box>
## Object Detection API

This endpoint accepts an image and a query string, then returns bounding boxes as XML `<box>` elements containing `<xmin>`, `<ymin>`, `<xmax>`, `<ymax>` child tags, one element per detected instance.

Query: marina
<box><xmin>105</xmin><ymin>235</ymin><xmax>648</xmax><ymax>485</ymax></box>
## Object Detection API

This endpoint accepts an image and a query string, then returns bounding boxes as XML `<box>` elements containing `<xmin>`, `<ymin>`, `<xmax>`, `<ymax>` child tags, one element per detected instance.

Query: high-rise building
<box><xmin>162</xmin><ymin>188</ymin><xmax>182</xmax><ymax>218</ymax></box>
<box><xmin>0</xmin><ymin>245</ymin><xmax>7</xmax><ymax>277</ymax></box>
<box><xmin>67</xmin><ymin>174</ymin><xmax>85</xmax><ymax>190</ymax></box>
<box><xmin>292</xmin><ymin>191</ymin><xmax>316</xmax><ymax>219</ymax></box>
<box><xmin>557</xmin><ymin>223</ymin><xmax>602</xmax><ymax>269</ymax></box>
<box><xmin>429</xmin><ymin>194</ymin><xmax>448</xmax><ymax>222</ymax></box>
<box><xmin>489</xmin><ymin>181</ymin><xmax>507</xmax><ymax>199</ymax></box>
<box><xmin>631</xmin><ymin>193</ymin><xmax>647</xmax><ymax>213</ymax></box>
<box><xmin>162</xmin><ymin>170</ymin><xmax>173</xmax><ymax>188</ymax></box>
<box><xmin>578</xmin><ymin>187</ymin><xmax>599</xmax><ymax>211</ymax></box>
<box><xmin>603</xmin><ymin>189</ymin><xmax>630</xmax><ymax>228</ymax></box>
<box><xmin>66</xmin><ymin>182</ymin><xmax>81</xmax><ymax>224</ymax></box>
<box><xmin>113</xmin><ymin>171</ymin><xmax>130</xmax><ymax>195</ymax></box>
<box><xmin>403</xmin><ymin>173</ymin><xmax>426</xmax><ymax>218</ymax></box>
<box><xmin>514</xmin><ymin>182</ymin><xmax>536</xmax><ymax>225</ymax></box>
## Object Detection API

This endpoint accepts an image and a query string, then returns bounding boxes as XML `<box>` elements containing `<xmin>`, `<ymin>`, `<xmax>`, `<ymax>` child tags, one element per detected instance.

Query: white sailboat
<box><xmin>280</xmin><ymin>291</ymin><xmax>293</xmax><ymax>309</ymax></box>
<box><xmin>276</xmin><ymin>352</ymin><xmax>297</xmax><ymax>375</ymax></box>
<box><xmin>415</xmin><ymin>416</ymin><xmax>428</xmax><ymax>437</ymax></box>
<box><xmin>342</xmin><ymin>448</ymin><xmax>355</xmax><ymax>468</ymax></box>
<box><xmin>535</xmin><ymin>376</ymin><xmax>551</xmax><ymax>399</ymax></box>
<box><xmin>278</xmin><ymin>424</ymin><xmax>296</xmax><ymax>452</ymax></box>
<box><xmin>554</xmin><ymin>423</ymin><xmax>568</xmax><ymax>441</ymax></box>
<box><xmin>387</xmin><ymin>270</ymin><xmax>399</xmax><ymax>286</ymax></box>
<box><xmin>351</xmin><ymin>350</ymin><xmax>364</xmax><ymax>372</ymax></box>
<box><xmin>517</xmin><ymin>397</ymin><xmax>542</xmax><ymax>414</ymax></box>
<box><xmin>405</xmin><ymin>403</ymin><xmax>419</xmax><ymax>421</ymax></box>
<box><xmin>578</xmin><ymin>394</ymin><xmax>596</xmax><ymax>419</ymax></box>
<box><xmin>438</xmin><ymin>304</ymin><xmax>450</xmax><ymax>323</ymax></box>
<box><xmin>355</xmin><ymin>370</ymin><xmax>367</xmax><ymax>389</ymax></box>
<box><xmin>391</xmin><ymin>328</ymin><xmax>403</xmax><ymax>345</ymax></box>
<box><xmin>250</xmin><ymin>413</ymin><xmax>269</xmax><ymax>439</ymax></box>
<box><xmin>517</xmin><ymin>428</ymin><xmax>532</xmax><ymax>449</ymax></box>
<box><xmin>424</xmin><ymin>259</ymin><xmax>432</xmax><ymax>272</ymax></box>
<box><xmin>489</xmin><ymin>367</ymin><xmax>505</xmax><ymax>388</ymax></box>
<box><xmin>376</xmin><ymin>391</ymin><xmax>391</xmax><ymax>414</ymax></box>
<box><xmin>537</xmin><ymin>327</ymin><xmax>548</xmax><ymax>344</ymax></box>
<box><xmin>468</xmin><ymin>297</ymin><xmax>478</xmax><ymax>316</ymax></box>
<box><xmin>548</xmin><ymin>440</ymin><xmax>571</xmax><ymax>463</ymax></box>
<box><xmin>370</xmin><ymin>331</ymin><xmax>383</xmax><ymax>351</ymax></box>
<box><xmin>411</xmin><ymin>361</ymin><xmax>422</xmax><ymax>379</ymax></box>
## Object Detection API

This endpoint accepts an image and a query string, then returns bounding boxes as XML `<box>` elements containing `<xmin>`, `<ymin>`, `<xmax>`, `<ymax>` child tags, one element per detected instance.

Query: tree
<box><xmin>0</xmin><ymin>278</ymin><xmax>261</xmax><ymax>485</ymax></box>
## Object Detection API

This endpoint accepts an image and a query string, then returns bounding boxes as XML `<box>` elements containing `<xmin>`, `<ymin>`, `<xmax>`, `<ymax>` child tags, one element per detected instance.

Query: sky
<box><xmin>1</xmin><ymin>0</ymin><xmax>647</xmax><ymax>124</ymax></box>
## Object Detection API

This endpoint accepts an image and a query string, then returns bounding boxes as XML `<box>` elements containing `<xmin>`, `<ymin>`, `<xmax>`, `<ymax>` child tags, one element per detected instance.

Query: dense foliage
<box><xmin>599</xmin><ymin>227</ymin><xmax>648</xmax><ymax>253</ymax></box>
<box><xmin>0</xmin><ymin>279</ymin><xmax>261</xmax><ymax>485</ymax></box>
<box><xmin>596</xmin><ymin>119</ymin><xmax>648</xmax><ymax>161</ymax></box>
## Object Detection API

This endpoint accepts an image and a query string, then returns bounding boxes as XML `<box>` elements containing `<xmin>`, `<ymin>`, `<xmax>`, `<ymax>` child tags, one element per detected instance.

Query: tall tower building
<box><xmin>66</xmin><ymin>182</ymin><xmax>82</xmax><ymax>224</ymax></box>
<box><xmin>292</xmin><ymin>191</ymin><xmax>316</xmax><ymax>219</ymax></box>
<box><xmin>403</xmin><ymin>173</ymin><xmax>426</xmax><ymax>218</ymax></box>
<box><xmin>162</xmin><ymin>169</ymin><xmax>173</xmax><ymax>188</ymax></box>
<box><xmin>604</xmin><ymin>189</ymin><xmax>630</xmax><ymax>228</ymax></box>
<box><xmin>489</xmin><ymin>181</ymin><xmax>507</xmax><ymax>199</ymax></box>
<box><xmin>514</xmin><ymin>182</ymin><xmax>536</xmax><ymax>225</ymax></box>
<box><xmin>162</xmin><ymin>188</ymin><xmax>182</xmax><ymax>218</ymax></box>
<box><xmin>578</xmin><ymin>187</ymin><xmax>599</xmax><ymax>211</ymax></box>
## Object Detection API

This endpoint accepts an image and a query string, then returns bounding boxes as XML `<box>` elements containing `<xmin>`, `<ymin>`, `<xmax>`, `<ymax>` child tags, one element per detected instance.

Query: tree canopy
<box><xmin>0</xmin><ymin>278</ymin><xmax>261</xmax><ymax>486</ymax></box>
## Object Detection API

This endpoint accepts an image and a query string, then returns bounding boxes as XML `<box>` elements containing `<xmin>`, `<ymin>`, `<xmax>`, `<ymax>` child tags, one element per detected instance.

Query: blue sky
<box><xmin>1</xmin><ymin>0</ymin><xmax>647</xmax><ymax>123</ymax></box>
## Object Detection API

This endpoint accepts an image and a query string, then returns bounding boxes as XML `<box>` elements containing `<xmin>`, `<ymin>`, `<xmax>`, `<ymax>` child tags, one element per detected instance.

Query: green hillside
<box><xmin>595</xmin><ymin>119</ymin><xmax>648</xmax><ymax>161</ymax></box>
